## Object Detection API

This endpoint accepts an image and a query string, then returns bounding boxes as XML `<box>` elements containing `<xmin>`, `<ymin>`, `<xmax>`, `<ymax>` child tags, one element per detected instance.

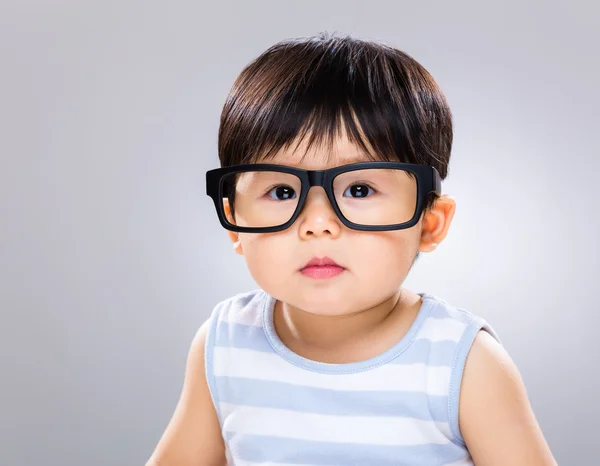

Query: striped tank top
<box><xmin>204</xmin><ymin>289</ymin><xmax>500</xmax><ymax>466</ymax></box>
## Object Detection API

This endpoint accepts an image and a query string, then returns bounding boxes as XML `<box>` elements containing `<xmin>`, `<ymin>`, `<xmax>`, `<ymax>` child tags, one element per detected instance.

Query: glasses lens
<box><xmin>221</xmin><ymin>170</ymin><xmax>302</xmax><ymax>228</ymax></box>
<box><xmin>333</xmin><ymin>168</ymin><xmax>418</xmax><ymax>226</ymax></box>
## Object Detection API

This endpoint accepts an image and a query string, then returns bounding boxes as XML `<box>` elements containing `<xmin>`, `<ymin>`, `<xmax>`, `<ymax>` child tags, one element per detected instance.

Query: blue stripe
<box><xmin>216</xmin><ymin>377</ymin><xmax>449</xmax><ymax>422</ymax></box>
<box><xmin>215</xmin><ymin>322</ymin><xmax>459</xmax><ymax>366</ymax></box>
<box><xmin>225</xmin><ymin>433</ymin><xmax>470</xmax><ymax>466</ymax></box>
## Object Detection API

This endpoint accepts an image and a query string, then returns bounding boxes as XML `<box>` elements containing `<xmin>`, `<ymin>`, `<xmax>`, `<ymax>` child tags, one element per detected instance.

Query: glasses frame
<box><xmin>206</xmin><ymin>161</ymin><xmax>441</xmax><ymax>233</ymax></box>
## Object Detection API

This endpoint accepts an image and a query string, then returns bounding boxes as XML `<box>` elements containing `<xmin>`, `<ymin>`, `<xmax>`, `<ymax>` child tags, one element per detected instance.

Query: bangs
<box><xmin>218</xmin><ymin>33</ymin><xmax>452</xmax><ymax>178</ymax></box>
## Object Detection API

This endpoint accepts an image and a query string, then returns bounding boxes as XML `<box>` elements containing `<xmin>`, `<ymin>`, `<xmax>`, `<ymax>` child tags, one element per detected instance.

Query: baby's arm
<box><xmin>145</xmin><ymin>321</ymin><xmax>226</xmax><ymax>466</ymax></box>
<box><xmin>459</xmin><ymin>331</ymin><xmax>557</xmax><ymax>465</ymax></box>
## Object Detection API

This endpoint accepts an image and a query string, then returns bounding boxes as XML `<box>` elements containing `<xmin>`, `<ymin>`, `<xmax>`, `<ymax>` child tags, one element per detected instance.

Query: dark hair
<box><xmin>218</xmin><ymin>32</ymin><xmax>453</xmax><ymax>214</ymax></box>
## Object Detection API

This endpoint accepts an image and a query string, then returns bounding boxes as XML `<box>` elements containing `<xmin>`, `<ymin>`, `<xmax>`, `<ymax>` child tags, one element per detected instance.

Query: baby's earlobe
<box><xmin>232</xmin><ymin>239</ymin><xmax>244</xmax><ymax>255</ymax></box>
<box><xmin>227</xmin><ymin>230</ymin><xmax>244</xmax><ymax>255</ymax></box>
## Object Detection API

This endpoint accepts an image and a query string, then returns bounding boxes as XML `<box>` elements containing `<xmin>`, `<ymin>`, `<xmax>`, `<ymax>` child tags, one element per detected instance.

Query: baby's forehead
<box><xmin>260</xmin><ymin>137</ymin><xmax>376</xmax><ymax>170</ymax></box>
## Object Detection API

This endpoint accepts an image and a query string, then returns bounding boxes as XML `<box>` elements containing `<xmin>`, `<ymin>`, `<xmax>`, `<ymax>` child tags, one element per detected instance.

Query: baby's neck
<box><xmin>272</xmin><ymin>288</ymin><xmax>423</xmax><ymax>364</ymax></box>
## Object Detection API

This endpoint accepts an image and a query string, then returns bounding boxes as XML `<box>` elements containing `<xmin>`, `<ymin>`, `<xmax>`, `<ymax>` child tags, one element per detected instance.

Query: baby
<box><xmin>147</xmin><ymin>33</ymin><xmax>556</xmax><ymax>465</ymax></box>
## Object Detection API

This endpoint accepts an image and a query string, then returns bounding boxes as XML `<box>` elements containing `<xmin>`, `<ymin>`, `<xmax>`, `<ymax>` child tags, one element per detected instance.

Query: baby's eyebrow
<box><xmin>335</xmin><ymin>154</ymin><xmax>377</xmax><ymax>165</ymax></box>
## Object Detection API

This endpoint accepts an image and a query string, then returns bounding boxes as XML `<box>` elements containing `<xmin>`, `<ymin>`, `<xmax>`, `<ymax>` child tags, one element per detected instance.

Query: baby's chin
<box><xmin>279</xmin><ymin>288</ymin><xmax>366</xmax><ymax>316</ymax></box>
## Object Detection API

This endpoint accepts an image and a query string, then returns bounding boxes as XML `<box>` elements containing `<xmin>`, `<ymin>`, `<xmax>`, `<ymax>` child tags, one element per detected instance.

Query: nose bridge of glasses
<box><xmin>307</xmin><ymin>170</ymin><xmax>326</xmax><ymax>188</ymax></box>
<box><xmin>301</xmin><ymin>170</ymin><xmax>337</xmax><ymax>219</ymax></box>
<box><xmin>304</xmin><ymin>169</ymin><xmax>334</xmax><ymax>206</ymax></box>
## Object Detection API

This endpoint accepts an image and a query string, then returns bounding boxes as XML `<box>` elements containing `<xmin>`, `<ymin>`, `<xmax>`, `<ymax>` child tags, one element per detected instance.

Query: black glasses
<box><xmin>206</xmin><ymin>162</ymin><xmax>441</xmax><ymax>233</ymax></box>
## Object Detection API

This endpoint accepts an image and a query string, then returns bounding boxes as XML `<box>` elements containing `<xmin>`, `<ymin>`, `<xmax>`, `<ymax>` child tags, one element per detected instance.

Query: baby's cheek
<box><xmin>241</xmin><ymin>238</ymin><xmax>290</xmax><ymax>286</ymax></box>
<box><xmin>354</xmin><ymin>238</ymin><xmax>415</xmax><ymax>281</ymax></box>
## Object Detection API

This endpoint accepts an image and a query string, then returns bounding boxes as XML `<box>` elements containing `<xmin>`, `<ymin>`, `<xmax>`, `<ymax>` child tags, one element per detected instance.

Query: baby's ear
<box><xmin>223</xmin><ymin>200</ymin><xmax>244</xmax><ymax>255</ymax></box>
<box><xmin>418</xmin><ymin>194</ymin><xmax>456</xmax><ymax>253</ymax></box>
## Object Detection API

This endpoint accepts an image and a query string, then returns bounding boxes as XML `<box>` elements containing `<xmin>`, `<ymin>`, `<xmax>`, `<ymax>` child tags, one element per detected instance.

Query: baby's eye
<box><xmin>343</xmin><ymin>184</ymin><xmax>374</xmax><ymax>198</ymax></box>
<box><xmin>266</xmin><ymin>185</ymin><xmax>297</xmax><ymax>201</ymax></box>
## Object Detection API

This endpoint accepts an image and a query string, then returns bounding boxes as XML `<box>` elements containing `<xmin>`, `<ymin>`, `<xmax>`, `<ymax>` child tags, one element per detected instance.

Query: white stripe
<box><xmin>220</xmin><ymin>403</ymin><xmax>451</xmax><ymax>446</ymax></box>
<box><xmin>416</xmin><ymin>318</ymin><xmax>466</xmax><ymax>342</ymax></box>
<box><xmin>230</xmin><ymin>452</ymin><xmax>473</xmax><ymax>466</ymax></box>
<box><xmin>213</xmin><ymin>347</ymin><xmax>451</xmax><ymax>396</ymax></box>
<box><xmin>220</xmin><ymin>306</ymin><xmax>263</xmax><ymax>327</ymax></box>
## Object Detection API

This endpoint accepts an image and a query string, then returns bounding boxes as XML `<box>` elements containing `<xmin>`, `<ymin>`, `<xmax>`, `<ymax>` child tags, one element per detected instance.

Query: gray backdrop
<box><xmin>1</xmin><ymin>1</ymin><xmax>598</xmax><ymax>465</ymax></box>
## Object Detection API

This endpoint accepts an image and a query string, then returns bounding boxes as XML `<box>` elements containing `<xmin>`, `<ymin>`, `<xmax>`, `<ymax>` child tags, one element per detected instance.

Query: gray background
<box><xmin>1</xmin><ymin>1</ymin><xmax>598</xmax><ymax>465</ymax></box>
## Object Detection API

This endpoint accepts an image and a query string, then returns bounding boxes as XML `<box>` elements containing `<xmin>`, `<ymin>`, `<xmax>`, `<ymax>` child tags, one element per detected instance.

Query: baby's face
<box><xmin>229</xmin><ymin>135</ymin><xmax>426</xmax><ymax>316</ymax></box>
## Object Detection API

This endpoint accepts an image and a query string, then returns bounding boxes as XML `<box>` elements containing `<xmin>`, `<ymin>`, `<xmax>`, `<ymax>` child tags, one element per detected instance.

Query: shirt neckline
<box><xmin>261</xmin><ymin>291</ymin><xmax>435</xmax><ymax>374</ymax></box>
